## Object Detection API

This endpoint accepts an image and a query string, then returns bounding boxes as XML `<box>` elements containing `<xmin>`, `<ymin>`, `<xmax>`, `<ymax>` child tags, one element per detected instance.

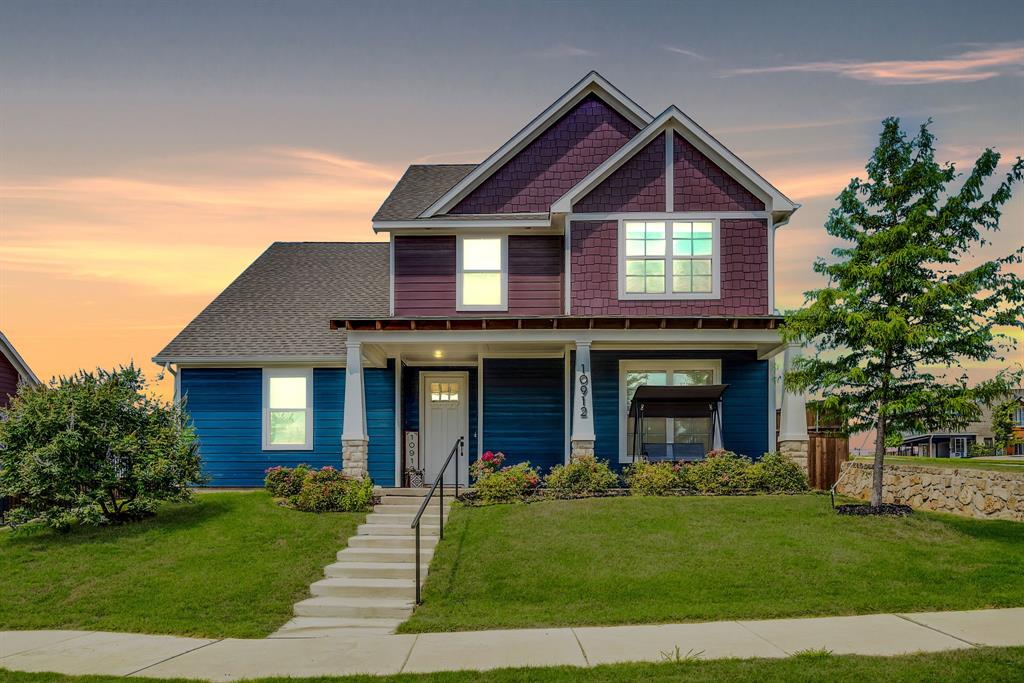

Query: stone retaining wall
<box><xmin>835</xmin><ymin>461</ymin><xmax>1023</xmax><ymax>521</ymax></box>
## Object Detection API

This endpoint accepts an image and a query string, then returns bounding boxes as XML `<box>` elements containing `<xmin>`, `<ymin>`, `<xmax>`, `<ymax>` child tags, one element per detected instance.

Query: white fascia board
<box><xmin>420</xmin><ymin>72</ymin><xmax>653</xmax><ymax>218</ymax></box>
<box><xmin>154</xmin><ymin>355</ymin><xmax>346</xmax><ymax>367</ymax></box>
<box><xmin>0</xmin><ymin>331</ymin><xmax>40</xmax><ymax>385</ymax></box>
<box><xmin>552</xmin><ymin>106</ymin><xmax>799</xmax><ymax>216</ymax></box>
<box><xmin>373</xmin><ymin>218</ymin><xmax>553</xmax><ymax>232</ymax></box>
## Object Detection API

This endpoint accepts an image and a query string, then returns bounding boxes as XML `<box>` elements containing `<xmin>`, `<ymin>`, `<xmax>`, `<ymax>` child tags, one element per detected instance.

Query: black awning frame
<box><xmin>628</xmin><ymin>384</ymin><xmax>729</xmax><ymax>463</ymax></box>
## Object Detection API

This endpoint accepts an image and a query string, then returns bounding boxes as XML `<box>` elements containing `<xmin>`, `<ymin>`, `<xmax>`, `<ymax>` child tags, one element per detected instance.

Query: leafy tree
<box><xmin>0</xmin><ymin>365</ymin><xmax>204</xmax><ymax>529</ymax></box>
<box><xmin>991</xmin><ymin>399</ymin><xmax>1020</xmax><ymax>453</ymax></box>
<box><xmin>783</xmin><ymin>118</ymin><xmax>1024</xmax><ymax>506</ymax></box>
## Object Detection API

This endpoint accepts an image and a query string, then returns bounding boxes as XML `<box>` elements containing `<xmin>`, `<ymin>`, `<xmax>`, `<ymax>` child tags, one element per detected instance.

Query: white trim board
<box><xmin>0</xmin><ymin>331</ymin><xmax>40</xmax><ymax>385</ymax></box>
<box><xmin>615</xmin><ymin>217</ymin><xmax>722</xmax><ymax>301</ymax></box>
<box><xmin>261</xmin><ymin>367</ymin><xmax>315</xmax><ymax>452</ymax></box>
<box><xmin>455</xmin><ymin>234</ymin><xmax>509</xmax><ymax>312</ymax></box>
<box><xmin>551</xmin><ymin>106</ymin><xmax>799</xmax><ymax>216</ymax></box>
<box><xmin>421</xmin><ymin>72</ymin><xmax>653</xmax><ymax>217</ymax></box>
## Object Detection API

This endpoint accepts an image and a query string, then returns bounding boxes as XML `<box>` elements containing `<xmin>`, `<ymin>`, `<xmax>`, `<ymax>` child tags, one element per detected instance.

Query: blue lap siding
<box><xmin>588</xmin><ymin>350</ymin><xmax>769</xmax><ymax>469</ymax></box>
<box><xmin>180</xmin><ymin>363</ymin><xmax>396</xmax><ymax>487</ymax></box>
<box><xmin>482</xmin><ymin>358</ymin><xmax>566</xmax><ymax>473</ymax></box>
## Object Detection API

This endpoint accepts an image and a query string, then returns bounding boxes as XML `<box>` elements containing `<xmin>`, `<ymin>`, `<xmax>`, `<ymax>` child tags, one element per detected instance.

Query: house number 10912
<box><xmin>578</xmin><ymin>364</ymin><xmax>589</xmax><ymax>419</ymax></box>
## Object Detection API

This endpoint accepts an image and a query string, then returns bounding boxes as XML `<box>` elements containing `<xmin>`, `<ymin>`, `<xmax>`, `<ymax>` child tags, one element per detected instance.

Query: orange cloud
<box><xmin>725</xmin><ymin>43</ymin><xmax>1024</xmax><ymax>84</ymax></box>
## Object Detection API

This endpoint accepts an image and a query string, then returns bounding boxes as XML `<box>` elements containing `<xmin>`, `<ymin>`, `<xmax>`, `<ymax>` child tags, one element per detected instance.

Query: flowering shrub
<box><xmin>264</xmin><ymin>464</ymin><xmax>310</xmax><ymax>498</ymax></box>
<box><xmin>475</xmin><ymin>463</ymin><xmax>541</xmax><ymax>504</ymax></box>
<box><xmin>625</xmin><ymin>460</ymin><xmax>687</xmax><ymax>496</ymax></box>
<box><xmin>544</xmin><ymin>455</ymin><xmax>619</xmax><ymax>498</ymax></box>
<box><xmin>470</xmin><ymin>450</ymin><xmax>505</xmax><ymax>481</ymax></box>
<box><xmin>687</xmin><ymin>450</ymin><xmax>753</xmax><ymax>493</ymax></box>
<box><xmin>746</xmin><ymin>452</ymin><xmax>808</xmax><ymax>493</ymax></box>
<box><xmin>264</xmin><ymin>465</ymin><xmax>374</xmax><ymax>512</ymax></box>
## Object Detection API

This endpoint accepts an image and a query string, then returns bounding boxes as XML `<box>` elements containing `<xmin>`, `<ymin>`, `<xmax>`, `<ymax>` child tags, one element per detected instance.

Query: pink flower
<box><xmin>482</xmin><ymin>451</ymin><xmax>494</xmax><ymax>462</ymax></box>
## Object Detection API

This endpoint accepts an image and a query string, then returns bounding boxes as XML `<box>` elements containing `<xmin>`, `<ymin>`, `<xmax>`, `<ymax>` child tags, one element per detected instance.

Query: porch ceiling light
<box><xmin>433</xmin><ymin>349</ymin><xmax>444</xmax><ymax>359</ymax></box>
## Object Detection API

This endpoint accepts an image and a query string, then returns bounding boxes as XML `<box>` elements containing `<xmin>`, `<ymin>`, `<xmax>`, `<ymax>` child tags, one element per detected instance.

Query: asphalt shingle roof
<box><xmin>372</xmin><ymin>164</ymin><xmax>476</xmax><ymax>221</ymax></box>
<box><xmin>154</xmin><ymin>242</ymin><xmax>389</xmax><ymax>362</ymax></box>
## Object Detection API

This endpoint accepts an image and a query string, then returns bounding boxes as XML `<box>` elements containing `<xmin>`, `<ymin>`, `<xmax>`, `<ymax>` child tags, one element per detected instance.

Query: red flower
<box><xmin>482</xmin><ymin>451</ymin><xmax>494</xmax><ymax>462</ymax></box>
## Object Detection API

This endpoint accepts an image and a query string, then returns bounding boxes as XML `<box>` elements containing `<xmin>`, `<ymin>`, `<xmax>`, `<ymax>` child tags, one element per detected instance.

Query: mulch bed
<box><xmin>836</xmin><ymin>503</ymin><xmax>914</xmax><ymax>517</ymax></box>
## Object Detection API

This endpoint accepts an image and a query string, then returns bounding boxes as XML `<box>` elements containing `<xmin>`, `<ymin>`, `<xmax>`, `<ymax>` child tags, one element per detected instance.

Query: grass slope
<box><xmin>0</xmin><ymin>492</ymin><xmax>361</xmax><ymax>638</ymax></box>
<box><xmin>3</xmin><ymin>647</ymin><xmax>1024</xmax><ymax>682</ymax></box>
<box><xmin>853</xmin><ymin>456</ymin><xmax>1024</xmax><ymax>472</ymax></box>
<box><xmin>401</xmin><ymin>495</ymin><xmax>1024</xmax><ymax>633</ymax></box>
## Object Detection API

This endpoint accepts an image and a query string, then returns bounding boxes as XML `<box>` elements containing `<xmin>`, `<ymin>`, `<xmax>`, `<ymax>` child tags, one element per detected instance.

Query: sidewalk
<box><xmin>2</xmin><ymin>608</ymin><xmax>1022</xmax><ymax>680</ymax></box>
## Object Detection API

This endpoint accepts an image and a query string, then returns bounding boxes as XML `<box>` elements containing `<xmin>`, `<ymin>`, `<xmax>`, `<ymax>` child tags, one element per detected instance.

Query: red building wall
<box><xmin>674</xmin><ymin>133</ymin><xmax>764</xmax><ymax>211</ymax></box>
<box><xmin>0</xmin><ymin>354</ymin><xmax>20</xmax><ymax>408</ymax></box>
<box><xmin>569</xmin><ymin>219</ymin><xmax>768</xmax><ymax>316</ymax></box>
<box><xmin>574</xmin><ymin>137</ymin><xmax>666</xmax><ymax>213</ymax></box>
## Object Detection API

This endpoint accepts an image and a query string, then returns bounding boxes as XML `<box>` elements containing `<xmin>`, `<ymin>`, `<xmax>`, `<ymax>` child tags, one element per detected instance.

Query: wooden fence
<box><xmin>807</xmin><ymin>434</ymin><xmax>850</xmax><ymax>490</ymax></box>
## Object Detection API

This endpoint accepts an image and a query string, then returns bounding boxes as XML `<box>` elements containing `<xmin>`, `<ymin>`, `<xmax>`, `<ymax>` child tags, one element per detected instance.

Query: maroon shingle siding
<box><xmin>569</xmin><ymin>219</ymin><xmax>768</xmax><ymax>316</ymax></box>
<box><xmin>674</xmin><ymin>133</ymin><xmax>764</xmax><ymax>211</ymax></box>
<box><xmin>450</xmin><ymin>95</ymin><xmax>638</xmax><ymax>214</ymax></box>
<box><xmin>0</xmin><ymin>354</ymin><xmax>20</xmax><ymax>408</ymax></box>
<box><xmin>394</xmin><ymin>235</ymin><xmax>563</xmax><ymax>316</ymax></box>
<box><xmin>574</xmin><ymin>136</ymin><xmax>666</xmax><ymax>212</ymax></box>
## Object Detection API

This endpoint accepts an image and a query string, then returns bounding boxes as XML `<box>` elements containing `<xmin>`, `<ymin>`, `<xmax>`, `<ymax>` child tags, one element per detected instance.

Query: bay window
<box><xmin>457</xmin><ymin>236</ymin><xmax>507</xmax><ymax>310</ymax></box>
<box><xmin>263</xmin><ymin>368</ymin><xmax>313</xmax><ymax>450</ymax></box>
<box><xmin>619</xmin><ymin>219</ymin><xmax>720</xmax><ymax>299</ymax></box>
<box><xmin>619</xmin><ymin>360</ymin><xmax>721</xmax><ymax>463</ymax></box>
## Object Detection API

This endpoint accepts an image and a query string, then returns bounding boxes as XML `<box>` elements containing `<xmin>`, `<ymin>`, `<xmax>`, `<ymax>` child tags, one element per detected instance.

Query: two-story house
<box><xmin>154</xmin><ymin>73</ymin><xmax>809</xmax><ymax>487</ymax></box>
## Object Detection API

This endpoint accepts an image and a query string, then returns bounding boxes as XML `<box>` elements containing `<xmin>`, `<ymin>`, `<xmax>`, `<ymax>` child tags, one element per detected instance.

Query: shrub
<box><xmin>264</xmin><ymin>464</ymin><xmax>310</xmax><ymax>498</ymax></box>
<box><xmin>625</xmin><ymin>460</ymin><xmax>686</xmax><ymax>496</ymax></box>
<box><xmin>687</xmin><ymin>450</ymin><xmax>752</xmax><ymax>494</ymax></box>
<box><xmin>544</xmin><ymin>455</ymin><xmax>619</xmax><ymax>498</ymax></box>
<box><xmin>293</xmin><ymin>466</ymin><xmax>374</xmax><ymax>513</ymax></box>
<box><xmin>0</xmin><ymin>365</ymin><xmax>204</xmax><ymax>530</ymax></box>
<box><xmin>475</xmin><ymin>463</ymin><xmax>540</xmax><ymax>504</ymax></box>
<box><xmin>747</xmin><ymin>452</ymin><xmax>809</xmax><ymax>493</ymax></box>
<box><xmin>470</xmin><ymin>450</ymin><xmax>505</xmax><ymax>481</ymax></box>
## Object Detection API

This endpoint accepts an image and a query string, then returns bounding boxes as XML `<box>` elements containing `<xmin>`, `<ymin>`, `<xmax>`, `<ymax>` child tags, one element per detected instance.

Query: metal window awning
<box><xmin>628</xmin><ymin>384</ymin><xmax>729</xmax><ymax>462</ymax></box>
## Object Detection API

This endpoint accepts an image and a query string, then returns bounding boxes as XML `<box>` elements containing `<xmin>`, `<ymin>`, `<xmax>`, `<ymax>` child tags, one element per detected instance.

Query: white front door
<box><xmin>420</xmin><ymin>372</ymin><xmax>469</xmax><ymax>486</ymax></box>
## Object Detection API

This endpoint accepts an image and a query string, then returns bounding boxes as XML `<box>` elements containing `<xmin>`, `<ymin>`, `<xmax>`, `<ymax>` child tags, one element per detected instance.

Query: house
<box><xmin>0</xmin><ymin>331</ymin><xmax>40</xmax><ymax>407</ymax></box>
<box><xmin>154</xmin><ymin>73</ymin><xmax>810</xmax><ymax>487</ymax></box>
<box><xmin>899</xmin><ymin>389</ymin><xmax>1024</xmax><ymax>457</ymax></box>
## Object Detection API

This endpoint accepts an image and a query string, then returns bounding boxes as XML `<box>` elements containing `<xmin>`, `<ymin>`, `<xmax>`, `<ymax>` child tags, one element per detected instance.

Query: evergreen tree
<box><xmin>783</xmin><ymin>118</ymin><xmax>1024</xmax><ymax>506</ymax></box>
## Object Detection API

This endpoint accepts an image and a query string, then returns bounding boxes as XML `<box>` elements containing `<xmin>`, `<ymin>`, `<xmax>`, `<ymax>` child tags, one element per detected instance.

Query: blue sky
<box><xmin>1</xmin><ymin>0</ymin><xmax>1022</xmax><ymax>384</ymax></box>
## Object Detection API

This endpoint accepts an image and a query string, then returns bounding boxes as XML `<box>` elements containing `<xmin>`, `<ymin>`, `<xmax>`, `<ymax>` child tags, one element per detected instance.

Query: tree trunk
<box><xmin>871</xmin><ymin>411</ymin><xmax>886</xmax><ymax>507</ymax></box>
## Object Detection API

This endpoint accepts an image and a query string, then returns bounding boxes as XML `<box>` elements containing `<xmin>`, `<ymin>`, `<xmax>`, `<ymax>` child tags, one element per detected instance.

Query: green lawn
<box><xmin>3</xmin><ymin>647</ymin><xmax>1024</xmax><ymax>682</ymax></box>
<box><xmin>400</xmin><ymin>495</ymin><xmax>1024</xmax><ymax>633</ymax></box>
<box><xmin>0</xmin><ymin>491</ymin><xmax>362</xmax><ymax>638</ymax></box>
<box><xmin>854</xmin><ymin>456</ymin><xmax>1024</xmax><ymax>472</ymax></box>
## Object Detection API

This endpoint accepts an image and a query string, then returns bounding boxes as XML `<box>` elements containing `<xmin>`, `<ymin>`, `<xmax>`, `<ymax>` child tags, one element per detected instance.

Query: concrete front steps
<box><xmin>275</xmin><ymin>487</ymin><xmax>451</xmax><ymax>637</ymax></box>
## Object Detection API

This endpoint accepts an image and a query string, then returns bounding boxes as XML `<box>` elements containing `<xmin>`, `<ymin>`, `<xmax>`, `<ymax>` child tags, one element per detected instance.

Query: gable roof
<box><xmin>153</xmin><ymin>242</ymin><xmax>389</xmax><ymax>363</ymax></box>
<box><xmin>552</xmin><ymin>106</ymin><xmax>799</xmax><ymax>217</ymax></box>
<box><xmin>372</xmin><ymin>164</ymin><xmax>476</xmax><ymax>221</ymax></box>
<box><xmin>0</xmin><ymin>331</ymin><xmax>40</xmax><ymax>385</ymax></box>
<box><xmin>419</xmin><ymin>72</ymin><xmax>653</xmax><ymax>218</ymax></box>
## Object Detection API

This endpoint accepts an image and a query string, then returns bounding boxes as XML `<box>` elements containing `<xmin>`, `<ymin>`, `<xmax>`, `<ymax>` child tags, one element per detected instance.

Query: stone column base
<box><xmin>779</xmin><ymin>439</ymin><xmax>809</xmax><ymax>475</ymax></box>
<box><xmin>570</xmin><ymin>439</ymin><xmax>595</xmax><ymax>460</ymax></box>
<box><xmin>342</xmin><ymin>438</ymin><xmax>369</xmax><ymax>480</ymax></box>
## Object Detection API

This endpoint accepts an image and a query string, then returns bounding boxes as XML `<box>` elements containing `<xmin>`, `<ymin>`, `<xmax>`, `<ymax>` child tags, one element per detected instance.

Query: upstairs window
<box><xmin>619</xmin><ymin>219</ymin><xmax>720</xmax><ymax>300</ymax></box>
<box><xmin>457</xmin><ymin>236</ymin><xmax>507</xmax><ymax>311</ymax></box>
<box><xmin>263</xmin><ymin>368</ymin><xmax>313</xmax><ymax>450</ymax></box>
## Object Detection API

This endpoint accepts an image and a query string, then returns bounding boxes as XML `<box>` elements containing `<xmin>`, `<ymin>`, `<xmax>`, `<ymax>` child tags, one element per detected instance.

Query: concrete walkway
<box><xmin>2</xmin><ymin>608</ymin><xmax>1022</xmax><ymax>680</ymax></box>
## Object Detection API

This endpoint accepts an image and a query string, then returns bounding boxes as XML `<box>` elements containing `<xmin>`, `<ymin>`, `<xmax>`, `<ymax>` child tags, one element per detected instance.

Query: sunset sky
<box><xmin>2</xmin><ymin>0</ymin><xmax>1022</xmax><ymax>403</ymax></box>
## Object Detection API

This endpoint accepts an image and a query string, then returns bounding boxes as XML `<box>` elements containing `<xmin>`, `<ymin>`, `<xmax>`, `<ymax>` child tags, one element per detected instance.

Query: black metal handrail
<box><xmin>410</xmin><ymin>435</ymin><xmax>463</xmax><ymax>604</ymax></box>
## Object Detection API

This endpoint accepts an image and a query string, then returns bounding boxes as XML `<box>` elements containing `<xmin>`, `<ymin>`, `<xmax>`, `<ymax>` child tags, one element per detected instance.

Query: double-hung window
<box><xmin>620</xmin><ymin>219</ymin><xmax>720</xmax><ymax>299</ymax></box>
<box><xmin>457</xmin><ymin>236</ymin><xmax>507</xmax><ymax>311</ymax></box>
<box><xmin>263</xmin><ymin>368</ymin><xmax>313</xmax><ymax>450</ymax></box>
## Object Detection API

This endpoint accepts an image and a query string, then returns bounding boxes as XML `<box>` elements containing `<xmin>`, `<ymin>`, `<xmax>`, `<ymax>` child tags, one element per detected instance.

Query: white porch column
<box><xmin>570</xmin><ymin>340</ymin><xmax>596</xmax><ymax>459</ymax></box>
<box><xmin>342</xmin><ymin>340</ymin><xmax>369</xmax><ymax>479</ymax></box>
<box><xmin>778</xmin><ymin>344</ymin><xmax>810</xmax><ymax>475</ymax></box>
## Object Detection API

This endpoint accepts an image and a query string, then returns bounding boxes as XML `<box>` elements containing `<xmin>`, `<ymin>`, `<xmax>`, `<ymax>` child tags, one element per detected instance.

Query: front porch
<box><xmin>336</xmin><ymin>316</ymin><xmax>811</xmax><ymax>485</ymax></box>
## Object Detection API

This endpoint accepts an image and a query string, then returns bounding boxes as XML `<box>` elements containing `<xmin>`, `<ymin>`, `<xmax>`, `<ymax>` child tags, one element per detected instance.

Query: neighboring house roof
<box><xmin>0</xmin><ymin>331</ymin><xmax>40</xmax><ymax>386</ymax></box>
<box><xmin>372</xmin><ymin>165</ymin><xmax>476</xmax><ymax>221</ymax></box>
<box><xmin>153</xmin><ymin>242</ymin><xmax>389</xmax><ymax>363</ymax></box>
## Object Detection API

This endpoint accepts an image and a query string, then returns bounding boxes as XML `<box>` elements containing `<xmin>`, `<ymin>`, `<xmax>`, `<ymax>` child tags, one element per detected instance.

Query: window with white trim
<box><xmin>457</xmin><ymin>236</ymin><xmax>507</xmax><ymax>310</ymax></box>
<box><xmin>618</xmin><ymin>360</ymin><xmax>721</xmax><ymax>463</ymax></box>
<box><xmin>619</xmin><ymin>219</ymin><xmax>720</xmax><ymax>299</ymax></box>
<box><xmin>263</xmin><ymin>368</ymin><xmax>313</xmax><ymax>450</ymax></box>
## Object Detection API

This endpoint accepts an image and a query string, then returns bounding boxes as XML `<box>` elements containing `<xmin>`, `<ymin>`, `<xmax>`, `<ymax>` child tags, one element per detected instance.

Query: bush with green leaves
<box><xmin>746</xmin><ymin>452</ymin><xmax>808</xmax><ymax>493</ymax></box>
<box><xmin>263</xmin><ymin>464</ymin><xmax>311</xmax><ymax>498</ymax></box>
<box><xmin>544</xmin><ymin>455</ymin><xmax>619</xmax><ymax>498</ymax></box>
<box><xmin>687</xmin><ymin>450</ymin><xmax>753</xmax><ymax>494</ymax></box>
<box><xmin>625</xmin><ymin>459</ymin><xmax>687</xmax><ymax>496</ymax></box>
<box><xmin>0</xmin><ymin>365</ymin><xmax>204</xmax><ymax>530</ymax></box>
<box><xmin>475</xmin><ymin>463</ymin><xmax>541</xmax><ymax>504</ymax></box>
<box><xmin>291</xmin><ymin>466</ymin><xmax>374</xmax><ymax>512</ymax></box>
